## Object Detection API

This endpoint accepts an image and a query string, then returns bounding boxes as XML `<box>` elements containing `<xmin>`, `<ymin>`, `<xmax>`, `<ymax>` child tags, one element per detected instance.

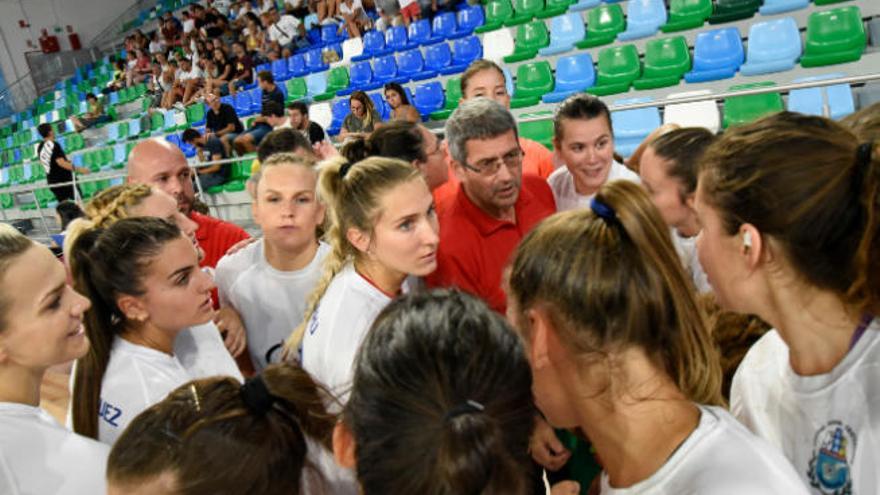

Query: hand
<box><xmin>529</xmin><ymin>415</ymin><xmax>571</xmax><ymax>471</ymax></box>
<box><xmin>214</xmin><ymin>306</ymin><xmax>247</xmax><ymax>358</ymax></box>
<box><xmin>225</xmin><ymin>236</ymin><xmax>259</xmax><ymax>256</ymax></box>
<box><xmin>76</xmin><ymin>167</ymin><xmax>91</xmax><ymax>175</ymax></box>
<box><xmin>313</xmin><ymin>140</ymin><xmax>339</xmax><ymax>160</ymax></box>
<box><xmin>550</xmin><ymin>481</ymin><xmax>580</xmax><ymax>495</ymax></box>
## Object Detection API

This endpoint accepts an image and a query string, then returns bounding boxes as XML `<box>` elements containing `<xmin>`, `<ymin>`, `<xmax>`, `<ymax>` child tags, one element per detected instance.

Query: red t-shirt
<box><xmin>191</xmin><ymin>211</ymin><xmax>250</xmax><ymax>269</ymax></box>
<box><xmin>426</xmin><ymin>174</ymin><xmax>556</xmax><ymax>313</ymax></box>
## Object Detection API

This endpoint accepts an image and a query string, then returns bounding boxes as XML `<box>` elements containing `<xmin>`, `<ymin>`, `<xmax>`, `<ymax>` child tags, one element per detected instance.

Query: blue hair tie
<box><xmin>590</xmin><ymin>197</ymin><xmax>617</xmax><ymax>223</ymax></box>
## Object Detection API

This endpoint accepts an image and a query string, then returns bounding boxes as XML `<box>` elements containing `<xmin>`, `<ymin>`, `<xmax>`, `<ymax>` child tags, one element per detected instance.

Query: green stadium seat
<box><xmin>475</xmin><ymin>0</ymin><xmax>514</xmax><ymax>33</ymax></box>
<box><xmin>634</xmin><ymin>36</ymin><xmax>691</xmax><ymax>90</ymax></box>
<box><xmin>315</xmin><ymin>67</ymin><xmax>350</xmax><ymax>101</ymax></box>
<box><xmin>814</xmin><ymin>0</ymin><xmax>850</xmax><ymax>4</ymax></box>
<box><xmin>504</xmin><ymin>21</ymin><xmax>551</xmax><ymax>63</ymax></box>
<box><xmin>80</xmin><ymin>180</ymin><xmax>98</xmax><ymax>200</ymax></box>
<box><xmin>0</xmin><ymin>193</ymin><xmax>12</xmax><ymax>209</ymax></box>
<box><xmin>510</xmin><ymin>61</ymin><xmax>555</xmax><ymax>108</ymax></box>
<box><xmin>186</xmin><ymin>104</ymin><xmax>206</xmax><ymax>125</ymax></box>
<box><xmin>518</xmin><ymin>113</ymin><xmax>554</xmax><ymax>149</ymax></box>
<box><xmin>285</xmin><ymin>78</ymin><xmax>308</xmax><ymax>103</ymax></box>
<box><xmin>150</xmin><ymin>112</ymin><xmax>165</xmax><ymax>136</ymax></box>
<box><xmin>31</xmin><ymin>163</ymin><xmax>46</xmax><ymax>181</ymax></box>
<box><xmin>587</xmin><ymin>44</ymin><xmax>641</xmax><ymax>96</ymax></box>
<box><xmin>430</xmin><ymin>78</ymin><xmax>462</xmax><ymax>120</ymax></box>
<box><xmin>223</xmin><ymin>158</ymin><xmax>253</xmax><ymax>192</ymax></box>
<box><xmin>663</xmin><ymin>0</ymin><xmax>712</xmax><ymax>32</ymax></box>
<box><xmin>506</xmin><ymin>0</ymin><xmax>544</xmax><ymax>26</ymax></box>
<box><xmin>722</xmin><ymin>82</ymin><xmax>784</xmax><ymax>128</ymax></box>
<box><xmin>537</xmin><ymin>0</ymin><xmax>573</xmax><ymax>19</ymax></box>
<box><xmin>801</xmin><ymin>6</ymin><xmax>866</xmax><ymax>68</ymax></box>
<box><xmin>708</xmin><ymin>0</ymin><xmax>760</xmax><ymax>24</ymax></box>
<box><xmin>36</xmin><ymin>188</ymin><xmax>54</xmax><ymax>208</ymax></box>
<box><xmin>576</xmin><ymin>4</ymin><xmax>626</xmax><ymax>48</ymax></box>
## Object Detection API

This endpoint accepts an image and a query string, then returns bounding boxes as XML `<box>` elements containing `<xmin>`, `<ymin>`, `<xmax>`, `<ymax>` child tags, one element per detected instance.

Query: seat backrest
<box><xmin>331</xmin><ymin>99</ymin><xmax>351</xmax><ymax>125</ymax></box>
<box><xmin>425</xmin><ymin>43</ymin><xmax>453</xmax><ymax>69</ymax></box>
<box><xmin>398</xmin><ymin>49</ymin><xmax>425</xmax><ymax>73</ymax></box>
<box><xmin>692</xmin><ymin>27</ymin><xmax>744</xmax><ymax>68</ymax></box>
<box><xmin>336</xmin><ymin>37</ymin><xmax>364</xmax><ymax>67</ymax></box>
<box><xmin>369</xmin><ymin>93</ymin><xmax>391</xmax><ymax>120</ymax></box>
<box><xmin>373</xmin><ymin>55</ymin><xmax>398</xmax><ymax>78</ymax></box>
<box><xmin>309</xmin><ymin>102</ymin><xmax>333</xmax><ymax>129</ymax></box>
<box><xmin>555</xmin><ymin>53</ymin><xmax>596</xmax><ymax>87</ymax></box>
<box><xmin>452</xmin><ymin>36</ymin><xmax>483</xmax><ymax>64</ymax></box>
<box><xmin>626</xmin><ymin>0</ymin><xmax>667</xmax><ymax>25</ymax></box>
<box><xmin>363</xmin><ymin>30</ymin><xmax>386</xmax><ymax>54</ymax></box>
<box><xmin>746</xmin><ymin>17</ymin><xmax>802</xmax><ymax>60</ymax></box>
<box><xmin>414</xmin><ymin>81</ymin><xmax>445</xmax><ymax>109</ymax></box>
<box><xmin>306</xmin><ymin>72</ymin><xmax>328</xmax><ymax>96</ymax></box>
<box><xmin>432</xmin><ymin>12</ymin><xmax>457</xmax><ymax>38</ymax></box>
<box><xmin>587</xmin><ymin>4</ymin><xmax>625</xmax><ymax>34</ymax></box>
<box><xmin>551</xmin><ymin>13</ymin><xmax>587</xmax><ymax>43</ymax></box>
<box><xmin>289</xmin><ymin>53</ymin><xmax>306</xmax><ymax>73</ymax></box>
<box><xmin>483</xmin><ymin>29</ymin><xmax>515</xmax><ymax>63</ymax></box>
<box><xmin>350</xmin><ymin>61</ymin><xmax>374</xmax><ymax>84</ymax></box>
<box><xmin>386</xmin><ymin>25</ymin><xmax>409</xmax><ymax>50</ymax></box>
<box><xmin>517</xmin><ymin>20</ymin><xmax>550</xmax><ymax>48</ymax></box>
<box><xmin>515</xmin><ymin>61</ymin><xmax>554</xmax><ymax>92</ymax></box>
<box><xmin>408</xmin><ymin>19</ymin><xmax>433</xmax><ymax>45</ymax></box>
<box><xmin>457</xmin><ymin>5</ymin><xmax>485</xmax><ymax>32</ymax></box>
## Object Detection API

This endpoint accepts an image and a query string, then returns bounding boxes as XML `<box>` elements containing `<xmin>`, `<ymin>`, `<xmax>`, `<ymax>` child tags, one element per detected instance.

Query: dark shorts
<box><xmin>240</xmin><ymin>123</ymin><xmax>272</xmax><ymax>146</ymax></box>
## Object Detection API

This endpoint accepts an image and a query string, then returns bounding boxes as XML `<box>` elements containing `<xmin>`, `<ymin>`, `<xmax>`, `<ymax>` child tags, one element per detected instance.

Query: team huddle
<box><xmin>0</xmin><ymin>57</ymin><xmax>878</xmax><ymax>495</ymax></box>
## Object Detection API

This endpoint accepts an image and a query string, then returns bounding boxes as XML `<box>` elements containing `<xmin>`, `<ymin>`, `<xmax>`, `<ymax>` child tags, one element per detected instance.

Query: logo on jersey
<box><xmin>808</xmin><ymin>420</ymin><xmax>856</xmax><ymax>495</ymax></box>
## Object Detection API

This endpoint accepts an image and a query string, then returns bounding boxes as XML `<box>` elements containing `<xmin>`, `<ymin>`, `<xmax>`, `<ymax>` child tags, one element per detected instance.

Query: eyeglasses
<box><xmin>462</xmin><ymin>147</ymin><xmax>524</xmax><ymax>176</ymax></box>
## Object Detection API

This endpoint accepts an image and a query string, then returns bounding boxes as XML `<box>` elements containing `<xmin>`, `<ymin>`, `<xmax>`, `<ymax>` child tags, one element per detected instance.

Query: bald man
<box><xmin>127</xmin><ymin>138</ymin><xmax>249</xmax><ymax>268</ymax></box>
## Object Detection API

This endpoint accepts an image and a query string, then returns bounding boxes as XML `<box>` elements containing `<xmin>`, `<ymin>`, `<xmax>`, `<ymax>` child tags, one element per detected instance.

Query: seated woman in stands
<box><xmin>384</xmin><ymin>83</ymin><xmax>421</xmax><ymax>123</ymax></box>
<box><xmin>339</xmin><ymin>91</ymin><xmax>383</xmax><ymax>140</ymax></box>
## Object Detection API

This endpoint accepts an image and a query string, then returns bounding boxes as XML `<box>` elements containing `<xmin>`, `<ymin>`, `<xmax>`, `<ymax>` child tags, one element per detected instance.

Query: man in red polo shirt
<box><xmin>127</xmin><ymin>138</ymin><xmax>250</xmax><ymax>268</ymax></box>
<box><xmin>426</xmin><ymin>98</ymin><xmax>556</xmax><ymax>313</ymax></box>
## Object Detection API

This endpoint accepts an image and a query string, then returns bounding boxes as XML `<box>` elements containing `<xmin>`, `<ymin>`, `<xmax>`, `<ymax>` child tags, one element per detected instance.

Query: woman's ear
<box><xmin>116</xmin><ymin>294</ymin><xmax>148</xmax><ymax>323</ymax></box>
<box><xmin>346</xmin><ymin>227</ymin><xmax>371</xmax><ymax>255</ymax></box>
<box><xmin>332</xmin><ymin>421</ymin><xmax>357</xmax><ymax>470</ymax></box>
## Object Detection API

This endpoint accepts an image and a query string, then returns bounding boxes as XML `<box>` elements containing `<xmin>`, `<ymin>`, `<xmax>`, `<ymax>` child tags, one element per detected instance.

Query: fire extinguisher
<box><xmin>38</xmin><ymin>28</ymin><xmax>60</xmax><ymax>53</ymax></box>
<box><xmin>66</xmin><ymin>25</ymin><xmax>81</xmax><ymax>51</ymax></box>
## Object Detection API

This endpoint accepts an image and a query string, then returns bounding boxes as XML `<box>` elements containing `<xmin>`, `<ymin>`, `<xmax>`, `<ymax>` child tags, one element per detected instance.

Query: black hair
<box><xmin>553</xmin><ymin>93</ymin><xmax>612</xmax><ymax>141</ymax></box>
<box><xmin>287</xmin><ymin>100</ymin><xmax>308</xmax><ymax>115</ymax></box>
<box><xmin>257</xmin><ymin>128</ymin><xmax>312</xmax><ymax>161</ymax></box>
<box><xmin>38</xmin><ymin>123</ymin><xmax>53</xmax><ymax>138</ymax></box>
<box><xmin>383</xmin><ymin>82</ymin><xmax>410</xmax><ymax>106</ymax></box>
<box><xmin>258</xmin><ymin>70</ymin><xmax>273</xmax><ymax>84</ymax></box>
<box><xmin>262</xmin><ymin>100</ymin><xmax>285</xmax><ymax>118</ymax></box>
<box><xmin>181</xmin><ymin>128</ymin><xmax>201</xmax><ymax>144</ymax></box>
<box><xmin>56</xmin><ymin>200</ymin><xmax>85</xmax><ymax>231</ymax></box>
<box><xmin>341</xmin><ymin>120</ymin><xmax>425</xmax><ymax>164</ymax></box>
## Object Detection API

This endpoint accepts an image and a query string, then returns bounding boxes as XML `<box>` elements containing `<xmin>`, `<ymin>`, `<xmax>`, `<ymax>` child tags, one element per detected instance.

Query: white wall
<box><xmin>0</xmin><ymin>0</ymin><xmax>139</xmax><ymax>89</ymax></box>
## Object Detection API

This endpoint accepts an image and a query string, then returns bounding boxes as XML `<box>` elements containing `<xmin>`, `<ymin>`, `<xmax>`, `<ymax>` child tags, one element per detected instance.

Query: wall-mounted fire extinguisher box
<box><xmin>39</xmin><ymin>28</ymin><xmax>60</xmax><ymax>53</ymax></box>
<box><xmin>67</xmin><ymin>25</ymin><xmax>81</xmax><ymax>51</ymax></box>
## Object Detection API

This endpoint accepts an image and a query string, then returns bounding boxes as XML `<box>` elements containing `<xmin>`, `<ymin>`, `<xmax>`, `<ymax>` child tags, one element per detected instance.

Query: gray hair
<box><xmin>444</xmin><ymin>98</ymin><xmax>518</xmax><ymax>164</ymax></box>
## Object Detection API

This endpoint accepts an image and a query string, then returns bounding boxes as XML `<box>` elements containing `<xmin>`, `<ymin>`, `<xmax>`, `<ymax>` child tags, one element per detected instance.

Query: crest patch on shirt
<box><xmin>808</xmin><ymin>420</ymin><xmax>857</xmax><ymax>495</ymax></box>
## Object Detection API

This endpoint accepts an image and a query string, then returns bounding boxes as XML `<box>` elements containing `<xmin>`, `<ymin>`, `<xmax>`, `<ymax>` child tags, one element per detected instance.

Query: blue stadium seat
<box><xmin>740</xmin><ymin>17</ymin><xmax>802</xmax><ymax>76</ymax></box>
<box><xmin>305</xmin><ymin>27</ymin><xmax>322</xmax><ymax>47</ymax></box>
<box><xmin>304</xmin><ymin>13</ymin><xmax>320</xmax><ymax>30</ymax></box>
<box><xmin>685</xmin><ymin>27</ymin><xmax>744</xmax><ymax>83</ymax></box>
<box><xmin>327</xmin><ymin>99</ymin><xmax>350</xmax><ymax>135</ymax></box>
<box><xmin>305</xmin><ymin>72</ymin><xmax>328</xmax><ymax>99</ymax></box>
<box><xmin>372</xmin><ymin>55</ymin><xmax>400</xmax><ymax>85</ymax></box>
<box><xmin>425</xmin><ymin>43</ymin><xmax>454</xmax><ymax>73</ymax></box>
<box><xmin>321</xmin><ymin>24</ymin><xmax>344</xmax><ymax>44</ymax></box>
<box><xmin>429</xmin><ymin>12</ymin><xmax>458</xmax><ymax>43</ymax></box>
<box><xmin>72</xmin><ymin>154</ymin><xmax>84</xmax><ymax>168</ymax></box>
<box><xmin>272</xmin><ymin>58</ymin><xmax>291</xmax><ymax>82</ymax></box>
<box><xmin>304</xmin><ymin>48</ymin><xmax>329</xmax><ymax>73</ymax></box>
<box><xmin>543</xmin><ymin>53</ymin><xmax>595</xmax><ymax>103</ymax></box>
<box><xmin>453</xmin><ymin>5</ymin><xmax>485</xmax><ymax>38</ymax></box>
<box><xmin>759</xmin><ymin>0</ymin><xmax>808</xmax><ymax>16</ymax></box>
<box><xmin>221</xmin><ymin>95</ymin><xmax>234</xmax><ymax>107</ymax></box>
<box><xmin>788</xmin><ymin>73</ymin><xmax>855</xmax><ymax>120</ymax></box>
<box><xmin>413</xmin><ymin>81</ymin><xmax>445</xmax><ymax>117</ymax></box>
<box><xmin>109</xmin><ymin>91</ymin><xmax>120</xmax><ymax>105</ymax></box>
<box><xmin>105</xmin><ymin>123</ymin><xmax>120</xmax><ymax>144</ymax></box>
<box><xmin>353</xmin><ymin>30</ymin><xmax>388</xmax><ymax>61</ymax></box>
<box><xmin>249</xmin><ymin>88</ymin><xmax>263</xmax><ymax>115</ymax></box>
<box><xmin>113</xmin><ymin>143</ymin><xmax>126</xmax><ymax>165</ymax></box>
<box><xmin>443</xmin><ymin>35</ymin><xmax>482</xmax><ymax>74</ymax></box>
<box><xmin>289</xmin><ymin>53</ymin><xmax>308</xmax><ymax>78</ymax></box>
<box><xmin>163</xmin><ymin>109</ymin><xmax>177</xmax><ymax>131</ymax></box>
<box><xmin>407</xmin><ymin>19</ymin><xmax>433</xmax><ymax>47</ymax></box>
<box><xmin>370</xmin><ymin>92</ymin><xmax>391</xmax><ymax>120</ymax></box>
<box><xmin>539</xmin><ymin>13</ymin><xmax>586</xmax><ymax>56</ymax></box>
<box><xmin>386</xmin><ymin>25</ymin><xmax>409</xmax><ymax>52</ymax></box>
<box><xmin>341</xmin><ymin>60</ymin><xmax>380</xmax><ymax>94</ymax></box>
<box><xmin>398</xmin><ymin>49</ymin><xmax>436</xmax><ymax>81</ymax></box>
<box><xmin>127</xmin><ymin>117</ymin><xmax>141</xmax><ymax>137</ymax></box>
<box><xmin>256</xmin><ymin>62</ymin><xmax>271</xmax><ymax>75</ymax></box>
<box><xmin>618</xmin><ymin>0</ymin><xmax>668</xmax><ymax>41</ymax></box>
<box><xmin>611</xmin><ymin>98</ymin><xmax>661</xmax><ymax>158</ymax></box>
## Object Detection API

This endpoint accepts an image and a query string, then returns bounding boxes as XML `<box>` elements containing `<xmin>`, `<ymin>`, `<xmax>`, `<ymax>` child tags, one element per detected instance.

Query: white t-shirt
<box><xmin>182</xmin><ymin>18</ymin><xmax>196</xmax><ymax>34</ymax></box>
<box><xmin>600</xmin><ymin>405</ymin><xmax>809</xmax><ymax>494</ymax></box>
<box><xmin>302</xmin><ymin>435</ymin><xmax>359</xmax><ymax>494</ymax></box>
<box><xmin>548</xmin><ymin>161</ymin><xmax>641</xmax><ymax>212</ymax></box>
<box><xmin>0</xmin><ymin>403</ymin><xmax>109</xmax><ymax>495</ymax></box>
<box><xmin>673</xmin><ymin>233</ymin><xmax>711</xmax><ymax>294</ymax></box>
<box><xmin>98</xmin><ymin>327</ymin><xmax>242</xmax><ymax>445</ymax></box>
<box><xmin>339</xmin><ymin>0</ymin><xmax>364</xmax><ymax>17</ymax></box>
<box><xmin>269</xmin><ymin>15</ymin><xmax>302</xmax><ymax>46</ymax></box>
<box><xmin>215</xmin><ymin>240</ymin><xmax>330</xmax><ymax>371</ymax></box>
<box><xmin>178</xmin><ymin>65</ymin><xmax>203</xmax><ymax>81</ymax></box>
<box><xmin>301</xmin><ymin>262</ymin><xmax>392</xmax><ymax>404</ymax></box>
<box><xmin>731</xmin><ymin>322</ymin><xmax>880</xmax><ymax>495</ymax></box>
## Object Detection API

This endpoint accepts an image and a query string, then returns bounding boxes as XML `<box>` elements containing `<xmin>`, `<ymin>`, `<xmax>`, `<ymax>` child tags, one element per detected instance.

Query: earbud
<box><xmin>743</xmin><ymin>231</ymin><xmax>753</xmax><ymax>249</ymax></box>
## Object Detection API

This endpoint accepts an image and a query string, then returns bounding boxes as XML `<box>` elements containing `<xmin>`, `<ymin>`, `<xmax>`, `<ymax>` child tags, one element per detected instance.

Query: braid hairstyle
<box><xmin>63</xmin><ymin>184</ymin><xmax>154</xmax><ymax>257</ymax></box>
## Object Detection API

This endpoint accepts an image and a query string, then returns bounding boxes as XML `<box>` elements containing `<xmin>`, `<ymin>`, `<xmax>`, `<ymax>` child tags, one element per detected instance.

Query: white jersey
<box><xmin>0</xmin><ymin>403</ymin><xmax>108</xmax><ymax>495</ymax></box>
<box><xmin>98</xmin><ymin>327</ymin><xmax>242</xmax><ymax>445</ymax></box>
<box><xmin>215</xmin><ymin>240</ymin><xmax>330</xmax><ymax>371</ymax></box>
<box><xmin>269</xmin><ymin>15</ymin><xmax>302</xmax><ymax>46</ymax></box>
<box><xmin>548</xmin><ymin>161</ymin><xmax>641</xmax><ymax>212</ymax></box>
<box><xmin>302</xmin><ymin>435</ymin><xmax>359</xmax><ymax>494</ymax></box>
<box><xmin>731</xmin><ymin>323</ymin><xmax>880</xmax><ymax>495</ymax></box>
<box><xmin>672</xmin><ymin>232</ymin><xmax>711</xmax><ymax>294</ymax></box>
<box><xmin>600</xmin><ymin>405</ymin><xmax>808</xmax><ymax>494</ymax></box>
<box><xmin>301</xmin><ymin>262</ymin><xmax>392</xmax><ymax>404</ymax></box>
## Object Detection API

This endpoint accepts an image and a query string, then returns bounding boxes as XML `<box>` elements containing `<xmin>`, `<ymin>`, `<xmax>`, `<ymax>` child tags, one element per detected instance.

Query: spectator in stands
<box><xmin>233</xmin><ymin>71</ymin><xmax>285</xmax><ymax>154</ymax></box>
<box><xmin>55</xmin><ymin>200</ymin><xmax>84</xmax><ymax>232</ymax></box>
<box><xmin>183</xmin><ymin>128</ymin><xmax>230</xmax><ymax>191</ymax></box>
<box><xmin>204</xmin><ymin>47</ymin><xmax>233</xmax><ymax>96</ymax></box>
<box><xmin>286</xmin><ymin>0</ymin><xmax>310</xmax><ymax>19</ymax></box>
<box><xmin>548</xmin><ymin>94</ymin><xmax>639</xmax><ymax>212</ymax></box>
<box><xmin>175</xmin><ymin>57</ymin><xmax>205</xmax><ymax>108</ymax></box>
<box><xmin>127</xmin><ymin>138</ymin><xmax>250</xmax><ymax>269</ymax></box>
<box><xmin>266</xmin><ymin>8</ymin><xmax>308</xmax><ymax>51</ymax></box>
<box><xmin>126</xmin><ymin>49</ymin><xmax>152</xmax><ymax>87</ymax></box>
<box><xmin>242</xmin><ymin>12</ymin><xmax>266</xmax><ymax>53</ymax></box>
<box><xmin>264</xmin><ymin>101</ymin><xmax>291</xmax><ymax>129</ymax></box>
<box><xmin>148</xmin><ymin>31</ymin><xmax>164</xmax><ymax>55</ymax></box>
<box><xmin>70</xmin><ymin>93</ymin><xmax>111</xmax><ymax>132</ymax></box>
<box><xmin>288</xmin><ymin>101</ymin><xmax>326</xmax><ymax>145</ymax></box>
<box><xmin>37</xmin><ymin>123</ymin><xmax>89</xmax><ymax>203</ymax></box>
<box><xmin>384</xmin><ymin>83</ymin><xmax>420</xmax><ymax>123</ymax></box>
<box><xmin>228</xmin><ymin>41</ymin><xmax>254</xmax><ymax>95</ymax></box>
<box><xmin>205</xmin><ymin>92</ymin><xmax>244</xmax><ymax>156</ymax></box>
<box><xmin>340</xmin><ymin>90</ymin><xmax>382</xmax><ymax>139</ymax></box>
<box><xmin>104</xmin><ymin>60</ymin><xmax>127</xmax><ymax>94</ymax></box>
<box><xmin>339</xmin><ymin>0</ymin><xmax>372</xmax><ymax>38</ymax></box>
<box><xmin>397</xmin><ymin>0</ymin><xmax>421</xmax><ymax>27</ymax></box>
<box><xmin>313</xmin><ymin>0</ymin><xmax>339</xmax><ymax>25</ymax></box>
<box><xmin>161</xmin><ymin>16</ymin><xmax>183</xmax><ymax>47</ymax></box>
<box><xmin>425</xmin><ymin>98</ymin><xmax>555</xmax><ymax>314</ymax></box>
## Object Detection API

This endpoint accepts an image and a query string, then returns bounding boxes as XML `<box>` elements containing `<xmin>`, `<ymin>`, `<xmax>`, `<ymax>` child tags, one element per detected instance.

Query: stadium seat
<box><xmin>444</xmin><ymin>35</ymin><xmax>483</xmax><ymax>74</ymax></box>
<box><xmin>722</xmin><ymin>82</ymin><xmax>784</xmax><ymax>128</ymax></box>
<box><xmin>543</xmin><ymin>53</ymin><xmax>595</xmax><ymax>103</ymax></box>
<box><xmin>663</xmin><ymin>89</ymin><xmax>721</xmax><ymax>133</ymax></box>
<box><xmin>618</xmin><ymin>0</ymin><xmax>668</xmax><ymax>41</ymax></box>
<box><xmin>539</xmin><ymin>13</ymin><xmax>586</xmax><ymax>56</ymax></box>
<box><xmin>814</xmin><ymin>0</ymin><xmax>849</xmax><ymax>4</ymax></box>
<box><xmin>425</xmin><ymin>43</ymin><xmax>454</xmax><ymax>73</ymax></box>
<box><xmin>370</xmin><ymin>93</ymin><xmax>391</xmax><ymax>121</ymax></box>
<box><xmin>224</xmin><ymin>159</ymin><xmax>253</xmax><ymax>192</ymax></box>
<box><xmin>576</xmin><ymin>4</ymin><xmax>626</xmax><ymax>48</ymax></box>
<box><xmin>708</xmin><ymin>0</ymin><xmax>760</xmax><ymax>24</ymax></box>
<box><xmin>341</xmin><ymin>61</ymin><xmax>380</xmax><ymax>94</ymax></box>
<box><xmin>663</xmin><ymin>0</ymin><xmax>712</xmax><ymax>32</ymax></box>
<box><xmin>430</xmin><ymin>78</ymin><xmax>462</xmax><ymax>120</ymax></box>
<box><xmin>272</xmin><ymin>59</ymin><xmax>291</xmax><ymax>82</ymax></box>
<box><xmin>504</xmin><ymin>21</ymin><xmax>550</xmax><ymax>63</ymax></box>
<box><xmin>518</xmin><ymin>113</ymin><xmax>554</xmax><ymax>149</ymax></box>
<box><xmin>315</xmin><ymin>68</ymin><xmax>350</xmax><ymax>101</ymax></box>
<box><xmin>413</xmin><ymin>81</ymin><xmax>445</xmax><ymax>117</ymax></box>
<box><xmin>327</xmin><ymin>99</ymin><xmax>350</xmax><ymax>135</ymax></box>
<box><xmin>483</xmin><ymin>28</ymin><xmax>516</xmax><ymax>63</ymax></box>
<box><xmin>507</xmin><ymin>0</ymin><xmax>544</xmax><ymax>26</ymax></box>
<box><xmin>105</xmin><ymin>123</ymin><xmax>121</xmax><ymax>144</ymax></box>
<box><xmin>759</xmin><ymin>0</ymin><xmax>808</xmax><ymax>15</ymax></box>
<box><xmin>634</xmin><ymin>36</ymin><xmax>690</xmax><ymax>89</ymax></box>
<box><xmin>353</xmin><ymin>30</ymin><xmax>388</xmax><ymax>61</ymax></box>
<box><xmin>570</xmin><ymin>0</ymin><xmax>600</xmax><ymax>11</ymax></box>
<box><xmin>538</xmin><ymin>0</ymin><xmax>573</xmax><ymax>19</ymax></box>
<box><xmin>304</xmin><ymin>48</ymin><xmax>328</xmax><ymax>73</ymax></box>
<box><xmin>187</xmin><ymin>104</ymin><xmax>206</xmax><ymax>127</ymax></box>
<box><xmin>321</xmin><ymin>24</ymin><xmax>344</xmax><ymax>45</ymax></box>
<box><xmin>787</xmin><ymin>74</ymin><xmax>855</xmax><ymax>120</ymax></box>
<box><xmin>286</xmin><ymin>78</ymin><xmax>308</xmax><ymax>102</ymax></box>
<box><xmin>510</xmin><ymin>61</ymin><xmax>554</xmax><ymax>108</ymax></box>
<box><xmin>372</xmin><ymin>55</ymin><xmax>400</xmax><ymax>85</ymax></box>
<box><xmin>429</xmin><ymin>12</ymin><xmax>458</xmax><ymax>42</ymax></box>
<box><xmin>587</xmin><ymin>44</ymin><xmax>641</xmax><ymax>96</ymax></box>
<box><xmin>407</xmin><ymin>19</ymin><xmax>433</xmax><ymax>47</ymax></box>
<box><xmin>249</xmin><ymin>88</ymin><xmax>263</xmax><ymax>115</ymax></box>
<box><xmin>305</xmin><ymin>72</ymin><xmax>328</xmax><ymax>99</ymax></box>
<box><xmin>386</xmin><ymin>25</ymin><xmax>409</xmax><ymax>52</ymax></box>
<box><xmin>126</xmin><ymin>118</ymin><xmax>141</xmax><ymax>139</ymax></box>
<box><xmin>740</xmin><ymin>17</ymin><xmax>802</xmax><ymax>76</ymax></box>
<box><xmin>685</xmin><ymin>27</ymin><xmax>744</xmax><ymax>82</ymax></box>
<box><xmin>150</xmin><ymin>111</ymin><xmax>165</xmax><ymax>136</ymax></box>
<box><xmin>309</xmin><ymin>102</ymin><xmax>333</xmax><ymax>129</ymax></box>
<box><xmin>398</xmin><ymin>49</ymin><xmax>435</xmax><ymax>81</ymax></box>
<box><xmin>112</xmin><ymin>143</ymin><xmax>127</xmax><ymax>168</ymax></box>
<box><xmin>475</xmin><ymin>0</ymin><xmax>514</xmax><ymax>33</ymax></box>
<box><xmin>454</xmin><ymin>5</ymin><xmax>485</xmax><ymax>36</ymax></box>
<box><xmin>801</xmin><ymin>6</ymin><xmax>866</xmax><ymax>67</ymax></box>
<box><xmin>334</xmin><ymin>37</ymin><xmax>364</xmax><ymax>68</ymax></box>
<box><xmin>235</xmin><ymin>92</ymin><xmax>253</xmax><ymax>116</ymax></box>
<box><xmin>288</xmin><ymin>53</ymin><xmax>308</xmax><ymax>78</ymax></box>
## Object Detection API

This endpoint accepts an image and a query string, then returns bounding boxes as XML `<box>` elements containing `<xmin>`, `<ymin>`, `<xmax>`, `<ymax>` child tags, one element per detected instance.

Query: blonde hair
<box><xmin>63</xmin><ymin>184</ymin><xmax>154</xmax><ymax>257</ymax></box>
<box><xmin>508</xmin><ymin>180</ymin><xmax>724</xmax><ymax>406</ymax></box>
<box><xmin>250</xmin><ymin>152</ymin><xmax>317</xmax><ymax>192</ymax></box>
<box><xmin>0</xmin><ymin>223</ymin><xmax>33</xmax><ymax>333</ymax></box>
<box><xmin>285</xmin><ymin>156</ymin><xmax>422</xmax><ymax>352</ymax></box>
